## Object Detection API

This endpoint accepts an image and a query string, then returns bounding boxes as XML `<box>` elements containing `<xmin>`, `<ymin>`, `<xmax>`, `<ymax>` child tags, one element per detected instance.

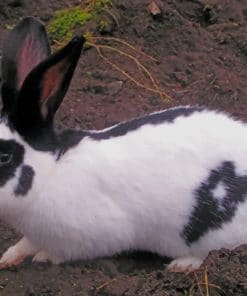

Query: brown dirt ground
<box><xmin>0</xmin><ymin>0</ymin><xmax>247</xmax><ymax>295</ymax></box>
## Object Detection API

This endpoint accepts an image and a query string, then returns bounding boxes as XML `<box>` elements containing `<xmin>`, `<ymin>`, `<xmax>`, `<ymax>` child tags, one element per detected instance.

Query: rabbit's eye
<box><xmin>0</xmin><ymin>153</ymin><xmax>12</xmax><ymax>166</ymax></box>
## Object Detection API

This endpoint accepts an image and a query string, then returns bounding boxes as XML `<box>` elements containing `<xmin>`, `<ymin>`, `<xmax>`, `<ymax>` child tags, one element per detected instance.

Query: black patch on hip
<box><xmin>14</xmin><ymin>165</ymin><xmax>35</xmax><ymax>196</ymax></box>
<box><xmin>181</xmin><ymin>161</ymin><xmax>247</xmax><ymax>245</ymax></box>
<box><xmin>0</xmin><ymin>140</ymin><xmax>24</xmax><ymax>186</ymax></box>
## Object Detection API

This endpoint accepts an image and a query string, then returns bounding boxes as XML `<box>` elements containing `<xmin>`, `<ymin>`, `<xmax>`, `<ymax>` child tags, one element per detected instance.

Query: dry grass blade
<box><xmin>201</xmin><ymin>282</ymin><xmax>226</xmax><ymax>295</ymax></box>
<box><xmin>91</xmin><ymin>36</ymin><xmax>157</xmax><ymax>61</ymax></box>
<box><xmin>96</xmin><ymin>278</ymin><xmax>117</xmax><ymax>291</ymax></box>
<box><xmin>204</xmin><ymin>267</ymin><xmax>209</xmax><ymax>296</ymax></box>
<box><xmin>193</xmin><ymin>268</ymin><xmax>227</xmax><ymax>296</ymax></box>
<box><xmin>105</xmin><ymin>6</ymin><xmax>120</xmax><ymax>29</ymax></box>
<box><xmin>193</xmin><ymin>271</ymin><xmax>204</xmax><ymax>296</ymax></box>
<box><xmin>87</xmin><ymin>40</ymin><xmax>171</xmax><ymax>101</ymax></box>
<box><xmin>88</xmin><ymin>42</ymin><xmax>162</xmax><ymax>98</ymax></box>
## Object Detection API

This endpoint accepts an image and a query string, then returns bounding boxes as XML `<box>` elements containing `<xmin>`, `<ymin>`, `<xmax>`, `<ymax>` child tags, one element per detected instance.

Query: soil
<box><xmin>0</xmin><ymin>0</ymin><xmax>247</xmax><ymax>295</ymax></box>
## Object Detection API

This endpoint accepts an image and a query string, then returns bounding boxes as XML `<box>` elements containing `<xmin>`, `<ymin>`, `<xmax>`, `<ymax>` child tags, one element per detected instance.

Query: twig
<box><xmin>193</xmin><ymin>271</ymin><xmax>204</xmax><ymax>296</ymax></box>
<box><xmin>87</xmin><ymin>42</ymin><xmax>171</xmax><ymax>101</ymax></box>
<box><xmin>91</xmin><ymin>36</ymin><xmax>157</xmax><ymax>61</ymax></box>
<box><xmin>204</xmin><ymin>266</ymin><xmax>209</xmax><ymax>296</ymax></box>
<box><xmin>96</xmin><ymin>278</ymin><xmax>117</xmax><ymax>291</ymax></box>
<box><xmin>88</xmin><ymin>42</ymin><xmax>163</xmax><ymax>99</ymax></box>
<box><xmin>105</xmin><ymin>6</ymin><xmax>120</xmax><ymax>29</ymax></box>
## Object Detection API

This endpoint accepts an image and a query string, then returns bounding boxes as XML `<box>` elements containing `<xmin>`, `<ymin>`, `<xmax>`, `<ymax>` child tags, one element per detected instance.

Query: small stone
<box><xmin>147</xmin><ymin>1</ymin><xmax>162</xmax><ymax>17</ymax></box>
<box><xmin>107</xmin><ymin>81</ymin><xmax>123</xmax><ymax>95</ymax></box>
<box><xmin>173</xmin><ymin>72</ymin><xmax>189</xmax><ymax>87</ymax></box>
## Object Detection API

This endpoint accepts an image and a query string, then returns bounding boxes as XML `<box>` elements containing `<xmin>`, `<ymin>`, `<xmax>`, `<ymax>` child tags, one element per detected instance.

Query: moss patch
<box><xmin>48</xmin><ymin>0</ymin><xmax>112</xmax><ymax>43</ymax></box>
<box><xmin>48</xmin><ymin>6</ymin><xmax>91</xmax><ymax>41</ymax></box>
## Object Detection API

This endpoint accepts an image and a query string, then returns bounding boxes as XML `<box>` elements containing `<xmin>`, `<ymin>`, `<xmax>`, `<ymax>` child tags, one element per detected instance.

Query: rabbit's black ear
<box><xmin>12</xmin><ymin>36</ymin><xmax>84</xmax><ymax>137</ymax></box>
<box><xmin>1</xmin><ymin>17</ymin><xmax>50</xmax><ymax>114</ymax></box>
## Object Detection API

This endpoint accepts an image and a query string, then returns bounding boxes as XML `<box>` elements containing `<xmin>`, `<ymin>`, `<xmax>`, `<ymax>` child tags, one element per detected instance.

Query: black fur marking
<box><xmin>56</xmin><ymin>107</ymin><xmax>203</xmax><ymax>157</ymax></box>
<box><xmin>57</xmin><ymin>129</ymin><xmax>88</xmax><ymax>158</ymax></box>
<box><xmin>14</xmin><ymin>165</ymin><xmax>35</xmax><ymax>196</ymax></box>
<box><xmin>182</xmin><ymin>161</ymin><xmax>247</xmax><ymax>245</ymax></box>
<box><xmin>88</xmin><ymin>106</ymin><xmax>203</xmax><ymax>140</ymax></box>
<box><xmin>0</xmin><ymin>140</ymin><xmax>24</xmax><ymax>187</ymax></box>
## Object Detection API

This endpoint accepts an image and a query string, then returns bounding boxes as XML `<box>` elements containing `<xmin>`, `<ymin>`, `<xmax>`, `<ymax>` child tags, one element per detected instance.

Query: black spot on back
<box><xmin>56</xmin><ymin>106</ymin><xmax>203</xmax><ymax>158</ymax></box>
<box><xmin>0</xmin><ymin>140</ymin><xmax>24</xmax><ymax>186</ymax></box>
<box><xmin>14</xmin><ymin>165</ymin><xmax>34</xmax><ymax>196</ymax></box>
<box><xmin>181</xmin><ymin>161</ymin><xmax>247</xmax><ymax>245</ymax></box>
<box><xmin>88</xmin><ymin>106</ymin><xmax>203</xmax><ymax>141</ymax></box>
<box><xmin>57</xmin><ymin>129</ymin><xmax>87</xmax><ymax>158</ymax></box>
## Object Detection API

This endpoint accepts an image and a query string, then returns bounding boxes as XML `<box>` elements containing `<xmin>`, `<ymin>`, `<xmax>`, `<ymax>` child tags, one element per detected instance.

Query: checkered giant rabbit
<box><xmin>0</xmin><ymin>17</ymin><xmax>246</xmax><ymax>272</ymax></box>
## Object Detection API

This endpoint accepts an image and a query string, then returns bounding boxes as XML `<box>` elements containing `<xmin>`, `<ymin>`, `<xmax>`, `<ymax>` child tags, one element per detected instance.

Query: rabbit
<box><xmin>0</xmin><ymin>17</ymin><xmax>246</xmax><ymax>273</ymax></box>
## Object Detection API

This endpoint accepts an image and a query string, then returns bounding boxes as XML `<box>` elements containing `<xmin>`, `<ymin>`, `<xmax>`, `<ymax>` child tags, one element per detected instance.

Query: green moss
<box><xmin>48</xmin><ymin>0</ymin><xmax>112</xmax><ymax>43</ymax></box>
<box><xmin>48</xmin><ymin>6</ymin><xmax>92</xmax><ymax>41</ymax></box>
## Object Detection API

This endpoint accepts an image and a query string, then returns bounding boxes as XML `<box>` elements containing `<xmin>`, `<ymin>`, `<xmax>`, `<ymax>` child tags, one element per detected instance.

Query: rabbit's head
<box><xmin>1</xmin><ymin>17</ymin><xmax>84</xmax><ymax>151</ymax></box>
<box><xmin>0</xmin><ymin>17</ymin><xmax>84</xmax><ymax>205</ymax></box>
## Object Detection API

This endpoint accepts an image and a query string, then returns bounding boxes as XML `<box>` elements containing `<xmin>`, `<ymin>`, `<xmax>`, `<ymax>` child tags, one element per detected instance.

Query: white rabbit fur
<box><xmin>0</xmin><ymin>17</ymin><xmax>246</xmax><ymax>272</ymax></box>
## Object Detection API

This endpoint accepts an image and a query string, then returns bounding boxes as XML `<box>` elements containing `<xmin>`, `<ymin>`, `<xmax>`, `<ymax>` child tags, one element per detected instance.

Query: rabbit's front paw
<box><xmin>0</xmin><ymin>237</ymin><xmax>38</xmax><ymax>269</ymax></box>
<box><xmin>166</xmin><ymin>256</ymin><xmax>203</xmax><ymax>273</ymax></box>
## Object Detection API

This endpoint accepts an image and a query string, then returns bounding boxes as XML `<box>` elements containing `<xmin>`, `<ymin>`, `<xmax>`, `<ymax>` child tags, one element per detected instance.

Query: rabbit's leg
<box><xmin>166</xmin><ymin>256</ymin><xmax>203</xmax><ymax>273</ymax></box>
<box><xmin>0</xmin><ymin>236</ymin><xmax>38</xmax><ymax>268</ymax></box>
<box><xmin>32</xmin><ymin>250</ymin><xmax>63</xmax><ymax>264</ymax></box>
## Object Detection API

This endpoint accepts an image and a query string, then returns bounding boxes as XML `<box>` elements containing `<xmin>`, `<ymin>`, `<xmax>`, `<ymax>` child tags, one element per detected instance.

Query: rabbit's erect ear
<box><xmin>1</xmin><ymin>17</ymin><xmax>50</xmax><ymax>114</ymax></box>
<box><xmin>12</xmin><ymin>36</ymin><xmax>84</xmax><ymax>135</ymax></box>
